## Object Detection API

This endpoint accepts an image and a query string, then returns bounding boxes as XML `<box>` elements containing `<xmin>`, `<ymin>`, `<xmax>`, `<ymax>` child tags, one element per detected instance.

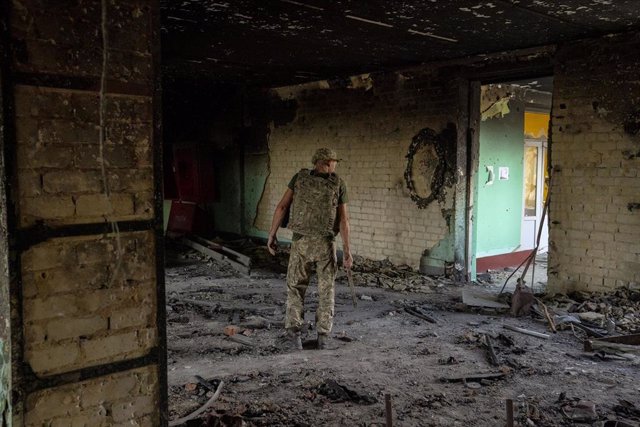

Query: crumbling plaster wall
<box><xmin>3</xmin><ymin>0</ymin><xmax>163</xmax><ymax>425</ymax></box>
<box><xmin>548</xmin><ymin>32</ymin><xmax>640</xmax><ymax>294</ymax></box>
<box><xmin>254</xmin><ymin>71</ymin><xmax>463</xmax><ymax>268</ymax></box>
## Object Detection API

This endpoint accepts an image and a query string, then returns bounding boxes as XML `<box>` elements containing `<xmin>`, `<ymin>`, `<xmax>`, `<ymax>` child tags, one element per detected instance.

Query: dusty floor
<box><xmin>166</xmin><ymin>241</ymin><xmax>639</xmax><ymax>427</ymax></box>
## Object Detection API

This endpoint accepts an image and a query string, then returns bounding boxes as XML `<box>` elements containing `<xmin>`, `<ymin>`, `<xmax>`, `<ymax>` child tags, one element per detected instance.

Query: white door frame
<box><xmin>521</xmin><ymin>139</ymin><xmax>548</xmax><ymax>252</ymax></box>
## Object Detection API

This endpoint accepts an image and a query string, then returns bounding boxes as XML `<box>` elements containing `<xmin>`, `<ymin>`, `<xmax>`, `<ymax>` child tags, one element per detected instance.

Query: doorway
<box><xmin>521</xmin><ymin>138</ymin><xmax>549</xmax><ymax>253</ymax></box>
<box><xmin>473</xmin><ymin>77</ymin><xmax>552</xmax><ymax>288</ymax></box>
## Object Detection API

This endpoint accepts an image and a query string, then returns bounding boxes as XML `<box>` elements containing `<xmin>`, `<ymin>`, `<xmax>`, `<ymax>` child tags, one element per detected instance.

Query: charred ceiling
<box><xmin>161</xmin><ymin>1</ymin><xmax>640</xmax><ymax>87</ymax></box>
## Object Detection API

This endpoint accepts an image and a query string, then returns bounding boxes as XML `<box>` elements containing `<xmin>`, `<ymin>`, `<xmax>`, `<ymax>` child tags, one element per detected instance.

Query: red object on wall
<box><xmin>173</xmin><ymin>145</ymin><xmax>215</xmax><ymax>203</ymax></box>
<box><xmin>167</xmin><ymin>201</ymin><xmax>210</xmax><ymax>234</ymax></box>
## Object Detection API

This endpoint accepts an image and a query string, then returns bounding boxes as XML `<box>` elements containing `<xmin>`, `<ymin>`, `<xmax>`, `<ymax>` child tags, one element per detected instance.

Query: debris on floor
<box><xmin>165</xmin><ymin>237</ymin><xmax>640</xmax><ymax>426</ymax></box>
<box><xmin>545</xmin><ymin>287</ymin><xmax>640</xmax><ymax>333</ymax></box>
<box><xmin>316</xmin><ymin>379</ymin><xmax>377</xmax><ymax>404</ymax></box>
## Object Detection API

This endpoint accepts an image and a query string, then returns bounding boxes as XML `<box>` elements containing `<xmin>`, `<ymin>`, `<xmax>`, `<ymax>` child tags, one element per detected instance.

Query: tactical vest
<box><xmin>288</xmin><ymin>169</ymin><xmax>340</xmax><ymax>237</ymax></box>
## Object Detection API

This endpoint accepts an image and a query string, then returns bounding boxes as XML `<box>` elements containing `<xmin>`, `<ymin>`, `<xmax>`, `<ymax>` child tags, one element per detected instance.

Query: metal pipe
<box><xmin>385</xmin><ymin>394</ymin><xmax>393</xmax><ymax>427</ymax></box>
<box><xmin>506</xmin><ymin>399</ymin><xmax>514</xmax><ymax>427</ymax></box>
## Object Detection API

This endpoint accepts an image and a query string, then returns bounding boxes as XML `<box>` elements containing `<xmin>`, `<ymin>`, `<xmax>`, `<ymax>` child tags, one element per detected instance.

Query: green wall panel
<box><xmin>475</xmin><ymin>100</ymin><xmax>524</xmax><ymax>257</ymax></box>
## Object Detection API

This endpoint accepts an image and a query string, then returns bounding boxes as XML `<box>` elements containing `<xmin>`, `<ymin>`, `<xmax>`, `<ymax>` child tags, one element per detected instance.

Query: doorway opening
<box><xmin>472</xmin><ymin>76</ymin><xmax>553</xmax><ymax>291</ymax></box>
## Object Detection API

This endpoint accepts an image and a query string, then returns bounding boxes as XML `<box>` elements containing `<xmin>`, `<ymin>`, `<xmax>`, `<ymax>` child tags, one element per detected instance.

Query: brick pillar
<box><xmin>0</xmin><ymin>0</ymin><xmax>166</xmax><ymax>425</ymax></box>
<box><xmin>548</xmin><ymin>32</ymin><xmax>640</xmax><ymax>293</ymax></box>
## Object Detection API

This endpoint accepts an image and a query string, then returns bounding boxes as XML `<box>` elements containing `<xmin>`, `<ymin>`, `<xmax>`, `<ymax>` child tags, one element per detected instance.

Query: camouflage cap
<box><xmin>312</xmin><ymin>148</ymin><xmax>340</xmax><ymax>164</ymax></box>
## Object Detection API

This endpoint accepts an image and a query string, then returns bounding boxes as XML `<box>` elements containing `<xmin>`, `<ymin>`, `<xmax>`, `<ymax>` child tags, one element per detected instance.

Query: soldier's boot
<box><xmin>279</xmin><ymin>329</ymin><xmax>302</xmax><ymax>351</ymax></box>
<box><xmin>317</xmin><ymin>334</ymin><xmax>328</xmax><ymax>350</ymax></box>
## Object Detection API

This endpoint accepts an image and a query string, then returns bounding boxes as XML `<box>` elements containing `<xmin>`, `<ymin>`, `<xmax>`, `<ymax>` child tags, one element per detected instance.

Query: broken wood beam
<box><xmin>191</xmin><ymin>235</ymin><xmax>252</xmax><ymax>266</ymax></box>
<box><xmin>535</xmin><ymin>298</ymin><xmax>557</xmax><ymax>332</ymax></box>
<box><xmin>439</xmin><ymin>372</ymin><xmax>506</xmax><ymax>383</ymax></box>
<box><xmin>404</xmin><ymin>307</ymin><xmax>437</xmax><ymax>324</ymax></box>
<box><xmin>584</xmin><ymin>337</ymin><xmax>640</xmax><ymax>355</ymax></box>
<box><xmin>227</xmin><ymin>334</ymin><xmax>254</xmax><ymax>347</ymax></box>
<box><xmin>589</xmin><ymin>333</ymin><xmax>640</xmax><ymax>345</ymax></box>
<box><xmin>503</xmin><ymin>324</ymin><xmax>550</xmax><ymax>339</ymax></box>
<box><xmin>483</xmin><ymin>334</ymin><xmax>500</xmax><ymax>367</ymax></box>
<box><xmin>506</xmin><ymin>399</ymin><xmax>514</xmax><ymax>427</ymax></box>
<box><xmin>176</xmin><ymin>298</ymin><xmax>219</xmax><ymax>310</ymax></box>
<box><xmin>182</xmin><ymin>237</ymin><xmax>251</xmax><ymax>275</ymax></box>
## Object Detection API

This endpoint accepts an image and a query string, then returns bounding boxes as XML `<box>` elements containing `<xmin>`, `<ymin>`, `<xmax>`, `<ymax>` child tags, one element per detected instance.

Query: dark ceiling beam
<box><xmin>492</xmin><ymin>0</ymin><xmax>594</xmax><ymax>31</ymax></box>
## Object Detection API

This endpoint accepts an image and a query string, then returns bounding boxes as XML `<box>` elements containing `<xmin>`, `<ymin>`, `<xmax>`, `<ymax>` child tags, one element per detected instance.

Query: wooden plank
<box><xmin>484</xmin><ymin>335</ymin><xmax>500</xmax><ymax>367</ymax></box>
<box><xmin>593</xmin><ymin>333</ymin><xmax>640</xmax><ymax>345</ymax></box>
<box><xmin>190</xmin><ymin>235</ymin><xmax>251</xmax><ymax>266</ymax></box>
<box><xmin>503</xmin><ymin>324</ymin><xmax>550</xmax><ymax>339</ymax></box>
<box><xmin>182</xmin><ymin>238</ymin><xmax>250</xmax><ymax>275</ymax></box>
<box><xmin>440</xmin><ymin>372</ymin><xmax>506</xmax><ymax>383</ymax></box>
<box><xmin>404</xmin><ymin>307</ymin><xmax>437</xmax><ymax>324</ymax></box>
<box><xmin>585</xmin><ymin>339</ymin><xmax>640</xmax><ymax>355</ymax></box>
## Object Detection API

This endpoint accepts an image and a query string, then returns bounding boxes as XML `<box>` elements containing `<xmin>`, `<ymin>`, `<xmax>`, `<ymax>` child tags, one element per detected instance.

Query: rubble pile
<box><xmin>547</xmin><ymin>287</ymin><xmax>640</xmax><ymax>333</ymax></box>
<box><xmin>347</xmin><ymin>255</ymin><xmax>455</xmax><ymax>293</ymax></box>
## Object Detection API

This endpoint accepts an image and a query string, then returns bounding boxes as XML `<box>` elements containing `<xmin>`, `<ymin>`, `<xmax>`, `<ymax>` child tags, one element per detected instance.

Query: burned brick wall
<box><xmin>0</xmin><ymin>61</ymin><xmax>11</xmax><ymax>424</ymax></box>
<box><xmin>254</xmin><ymin>71</ymin><xmax>462</xmax><ymax>267</ymax></box>
<box><xmin>2</xmin><ymin>0</ymin><xmax>164</xmax><ymax>425</ymax></box>
<box><xmin>548</xmin><ymin>31</ymin><xmax>640</xmax><ymax>293</ymax></box>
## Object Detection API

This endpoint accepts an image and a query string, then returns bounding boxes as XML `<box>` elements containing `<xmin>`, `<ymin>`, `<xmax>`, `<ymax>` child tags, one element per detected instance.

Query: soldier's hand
<box><xmin>267</xmin><ymin>234</ymin><xmax>278</xmax><ymax>256</ymax></box>
<box><xmin>343</xmin><ymin>251</ymin><xmax>353</xmax><ymax>270</ymax></box>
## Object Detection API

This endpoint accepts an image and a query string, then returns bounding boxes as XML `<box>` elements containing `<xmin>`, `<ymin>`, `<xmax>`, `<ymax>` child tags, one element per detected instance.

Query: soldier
<box><xmin>267</xmin><ymin>148</ymin><xmax>353</xmax><ymax>350</ymax></box>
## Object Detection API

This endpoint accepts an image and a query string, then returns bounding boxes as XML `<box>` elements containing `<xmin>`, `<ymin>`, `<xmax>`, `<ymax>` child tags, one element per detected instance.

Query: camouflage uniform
<box><xmin>286</xmin><ymin>165</ymin><xmax>344</xmax><ymax>335</ymax></box>
<box><xmin>285</xmin><ymin>235</ymin><xmax>337</xmax><ymax>334</ymax></box>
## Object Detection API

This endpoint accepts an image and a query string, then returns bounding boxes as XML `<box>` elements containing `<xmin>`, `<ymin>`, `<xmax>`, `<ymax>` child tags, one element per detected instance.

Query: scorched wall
<box><xmin>548</xmin><ymin>32</ymin><xmax>640</xmax><ymax>294</ymax></box>
<box><xmin>1</xmin><ymin>0</ymin><xmax>165</xmax><ymax>424</ymax></box>
<box><xmin>254</xmin><ymin>71</ymin><xmax>464</xmax><ymax>268</ymax></box>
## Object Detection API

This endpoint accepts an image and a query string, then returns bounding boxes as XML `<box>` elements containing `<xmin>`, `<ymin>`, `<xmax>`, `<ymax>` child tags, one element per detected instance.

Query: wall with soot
<box><xmin>253</xmin><ymin>71</ymin><xmax>464</xmax><ymax>269</ymax></box>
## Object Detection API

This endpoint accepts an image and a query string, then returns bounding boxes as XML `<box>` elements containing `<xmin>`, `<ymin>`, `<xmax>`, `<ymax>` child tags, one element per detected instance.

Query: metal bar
<box><xmin>16</xmin><ymin>220</ymin><xmax>155</xmax><ymax>250</ymax></box>
<box><xmin>506</xmin><ymin>399</ymin><xmax>514</xmax><ymax>427</ymax></box>
<box><xmin>12</xmin><ymin>72</ymin><xmax>152</xmax><ymax>97</ymax></box>
<box><xmin>453</xmin><ymin>73</ymin><xmax>470</xmax><ymax>281</ymax></box>
<box><xmin>347</xmin><ymin>269</ymin><xmax>357</xmax><ymax>308</ymax></box>
<box><xmin>150</xmin><ymin>0</ymin><xmax>169</xmax><ymax>425</ymax></box>
<box><xmin>466</xmin><ymin>80</ymin><xmax>481</xmax><ymax>281</ymax></box>
<box><xmin>385</xmin><ymin>394</ymin><xmax>393</xmax><ymax>427</ymax></box>
<box><xmin>1</xmin><ymin>0</ymin><xmax>26</xmax><ymax>419</ymax></box>
<box><xmin>23</xmin><ymin>353</ymin><xmax>158</xmax><ymax>394</ymax></box>
<box><xmin>503</xmin><ymin>324</ymin><xmax>550</xmax><ymax>339</ymax></box>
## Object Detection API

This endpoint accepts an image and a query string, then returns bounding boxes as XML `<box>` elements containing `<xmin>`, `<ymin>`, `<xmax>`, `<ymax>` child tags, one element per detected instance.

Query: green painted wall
<box><xmin>244</xmin><ymin>152</ymin><xmax>270</xmax><ymax>238</ymax></box>
<box><xmin>211</xmin><ymin>147</ymin><xmax>243</xmax><ymax>235</ymax></box>
<box><xmin>475</xmin><ymin>100</ymin><xmax>524</xmax><ymax>258</ymax></box>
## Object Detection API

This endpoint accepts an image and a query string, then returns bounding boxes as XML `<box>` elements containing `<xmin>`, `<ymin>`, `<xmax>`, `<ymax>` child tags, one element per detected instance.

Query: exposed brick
<box><xmin>43</xmin><ymin>170</ymin><xmax>104</xmax><ymax>194</ymax></box>
<box><xmin>110</xmin><ymin>306</ymin><xmax>154</xmax><ymax>330</ymax></box>
<box><xmin>26</xmin><ymin>342</ymin><xmax>80</xmax><ymax>374</ymax></box>
<box><xmin>80</xmin><ymin>331</ymin><xmax>140</xmax><ymax>363</ymax></box>
<box><xmin>254</xmin><ymin>78</ymin><xmax>454</xmax><ymax>267</ymax></box>
<box><xmin>111</xmin><ymin>395</ymin><xmax>155</xmax><ymax>423</ymax></box>
<box><xmin>46</xmin><ymin>316</ymin><xmax>108</xmax><ymax>341</ymax></box>
<box><xmin>548</xmin><ymin>33</ymin><xmax>640</xmax><ymax>293</ymax></box>
<box><xmin>75</xmin><ymin>193</ymin><xmax>134</xmax><ymax>217</ymax></box>
<box><xmin>24</xmin><ymin>295</ymin><xmax>80</xmax><ymax>321</ymax></box>
<box><xmin>25</xmin><ymin>366</ymin><xmax>158</xmax><ymax>425</ymax></box>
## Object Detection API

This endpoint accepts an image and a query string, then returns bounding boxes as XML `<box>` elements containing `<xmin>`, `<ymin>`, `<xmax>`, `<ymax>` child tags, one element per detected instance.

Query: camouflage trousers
<box><xmin>285</xmin><ymin>235</ymin><xmax>337</xmax><ymax>335</ymax></box>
